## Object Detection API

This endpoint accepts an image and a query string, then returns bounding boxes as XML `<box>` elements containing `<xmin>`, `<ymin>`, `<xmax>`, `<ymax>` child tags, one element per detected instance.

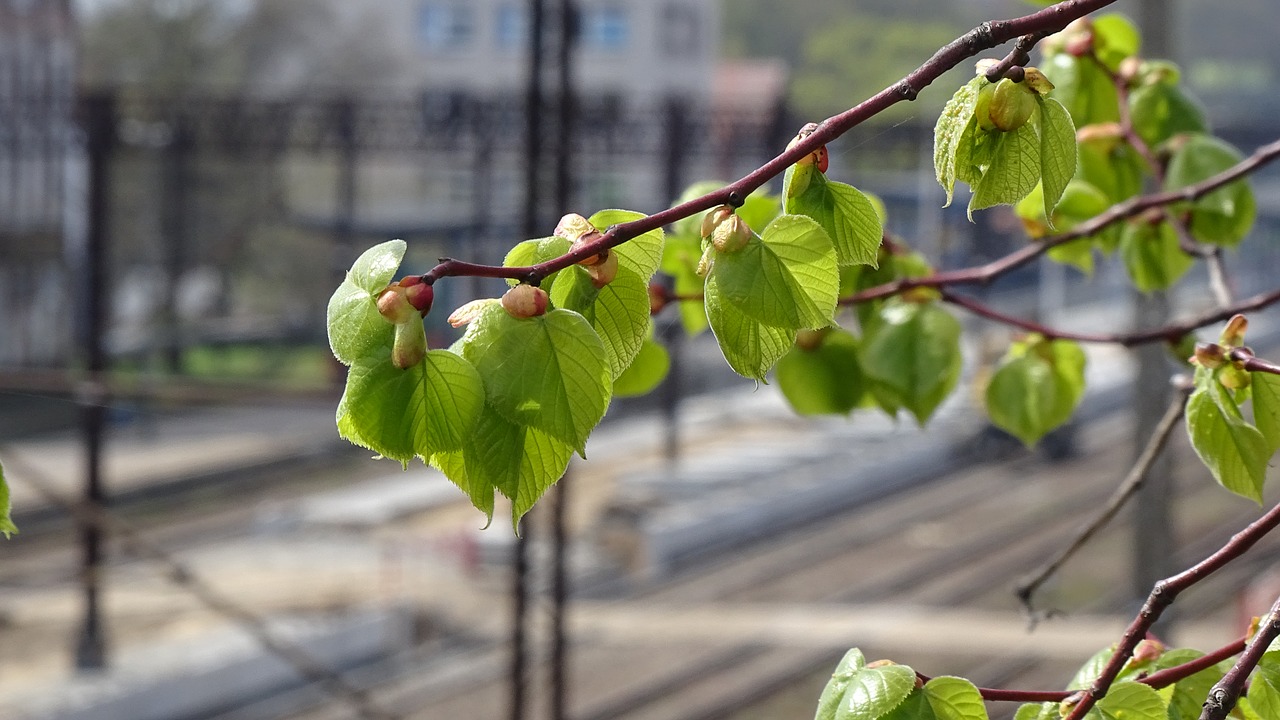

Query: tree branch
<box><xmin>1014</xmin><ymin>381</ymin><xmax>1191</xmax><ymax>613</ymax></box>
<box><xmin>937</xmin><ymin>286</ymin><xmax>1280</xmax><ymax>347</ymax></box>
<box><xmin>1199</xmin><ymin>599</ymin><xmax>1280</xmax><ymax>720</ymax></box>
<box><xmin>1065</xmin><ymin>500</ymin><xmax>1280</xmax><ymax>719</ymax></box>
<box><xmin>421</xmin><ymin>0</ymin><xmax>1121</xmax><ymax>287</ymax></box>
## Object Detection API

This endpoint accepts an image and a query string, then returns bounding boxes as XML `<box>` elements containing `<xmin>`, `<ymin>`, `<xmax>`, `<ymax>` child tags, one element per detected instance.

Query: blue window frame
<box><xmin>580</xmin><ymin>6</ymin><xmax>629</xmax><ymax>51</ymax></box>
<box><xmin>419</xmin><ymin>2</ymin><xmax>474</xmax><ymax>50</ymax></box>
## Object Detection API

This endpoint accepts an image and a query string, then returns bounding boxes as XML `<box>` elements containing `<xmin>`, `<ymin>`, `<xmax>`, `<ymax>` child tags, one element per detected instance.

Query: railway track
<box><xmin>273</xmin><ymin>411</ymin><xmax>1274</xmax><ymax>720</ymax></box>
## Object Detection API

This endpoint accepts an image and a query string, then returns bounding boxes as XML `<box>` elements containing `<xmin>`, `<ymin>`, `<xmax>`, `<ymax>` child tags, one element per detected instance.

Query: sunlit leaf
<box><xmin>862</xmin><ymin>301</ymin><xmax>963</xmax><ymax>425</ymax></box>
<box><xmin>1186</xmin><ymin>377</ymin><xmax>1269</xmax><ymax>503</ymax></box>
<box><xmin>713</xmin><ymin>214</ymin><xmax>839</xmax><ymax>331</ymax></box>
<box><xmin>705</xmin><ymin>273</ymin><xmax>795</xmax><ymax>381</ymax></box>
<box><xmin>327</xmin><ymin>239</ymin><xmax>405</xmax><ymax>365</ymax></box>
<box><xmin>776</xmin><ymin>328</ymin><xmax>864</xmax><ymax>416</ymax></box>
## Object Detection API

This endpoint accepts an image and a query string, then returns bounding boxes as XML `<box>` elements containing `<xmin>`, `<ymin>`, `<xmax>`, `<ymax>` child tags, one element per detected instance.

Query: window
<box><xmin>495</xmin><ymin>4</ymin><xmax>528</xmax><ymax>49</ymax></box>
<box><xmin>580</xmin><ymin>6</ymin><xmax>629</xmax><ymax>51</ymax></box>
<box><xmin>418</xmin><ymin>2</ymin><xmax>474</xmax><ymax>51</ymax></box>
<box><xmin>661</xmin><ymin>4</ymin><xmax>700</xmax><ymax>57</ymax></box>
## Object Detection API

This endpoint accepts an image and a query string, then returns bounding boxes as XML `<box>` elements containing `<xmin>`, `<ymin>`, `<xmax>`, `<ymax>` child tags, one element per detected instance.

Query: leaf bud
<box><xmin>795</xmin><ymin>328</ymin><xmax>829</xmax><ymax>352</ymax></box>
<box><xmin>1131</xmin><ymin>638</ymin><xmax>1165</xmax><ymax>665</ymax></box>
<box><xmin>1118</xmin><ymin>56</ymin><xmax>1142</xmax><ymax>85</ymax></box>
<box><xmin>710</xmin><ymin>214</ymin><xmax>752</xmax><ymax>254</ymax></box>
<box><xmin>501</xmin><ymin>284</ymin><xmax>549</xmax><ymax>319</ymax></box>
<box><xmin>785</xmin><ymin>122</ymin><xmax>828</xmax><ymax>173</ymax></box>
<box><xmin>1021</xmin><ymin>67</ymin><xmax>1055</xmax><ymax>95</ymax></box>
<box><xmin>1191</xmin><ymin>342</ymin><xmax>1226</xmax><ymax>369</ymax></box>
<box><xmin>391</xmin><ymin>319</ymin><xmax>427</xmax><ymax>370</ymax></box>
<box><xmin>571</xmin><ymin>236</ymin><xmax>609</xmax><ymax>267</ymax></box>
<box><xmin>987</xmin><ymin>79</ymin><xmax>1037</xmax><ymax>132</ymax></box>
<box><xmin>1065</xmin><ymin>30</ymin><xmax>1095</xmax><ymax>57</ymax></box>
<box><xmin>1220</xmin><ymin>364</ymin><xmax>1251</xmax><ymax>390</ymax></box>
<box><xmin>554</xmin><ymin>213</ymin><xmax>596</xmax><ymax>243</ymax></box>
<box><xmin>1220</xmin><ymin>314</ymin><xmax>1248</xmax><ymax>348</ymax></box>
<box><xmin>377</xmin><ymin>286</ymin><xmax>417</xmax><ymax>325</ymax></box>
<box><xmin>587</xmin><ymin>250</ymin><xmax>619</xmax><ymax>288</ymax></box>
<box><xmin>447</xmin><ymin>298</ymin><xmax>497</xmax><ymax>328</ymax></box>
<box><xmin>700</xmin><ymin>205</ymin><xmax>736</xmax><ymax>240</ymax></box>
<box><xmin>1076</xmin><ymin>122</ymin><xmax>1124</xmax><ymax>146</ymax></box>
<box><xmin>695</xmin><ymin>245</ymin><xmax>714</xmax><ymax>278</ymax></box>
<box><xmin>973</xmin><ymin>58</ymin><xmax>1000</xmax><ymax>76</ymax></box>
<box><xmin>402</xmin><ymin>280</ymin><xmax>434</xmax><ymax>316</ymax></box>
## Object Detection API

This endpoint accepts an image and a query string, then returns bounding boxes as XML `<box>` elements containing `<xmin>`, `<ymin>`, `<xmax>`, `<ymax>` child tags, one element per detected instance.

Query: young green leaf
<box><xmin>837</xmin><ymin>661</ymin><xmax>917</xmax><ymax>720</ymax></box>
<box><xmin>459</xmin><ymin>305</ymin><xmax>611</xmax><ymax>456</ymax></box>
<box><xmin>659</xmin><ymin>231</ymin><xmax>710</xmax><ymax>336</ymax></box>
<box><xmin>1186</xmin><ymin>378</ymin><xmax>1270</xmax><ymax>503</ymax></box>
<box><xmin>1036</xmin><ymin>96</ymin><xmax>1077</xmax><ymax>224</ymax></box>
<box><xmin>911</xmin><ymin>676</ymin><xmax>989</xmax><ymax>720</ymax></box>
<box><xmin>935</xmin><ymin>76</ymin><xmax>985</xmax><ymax>206</ymax></box>
<box><xmin>705</xmin><ymin>273</ymin><xmax>795</xmax><ymax>380</ymax></box>
<box><xmin>1252</xmin><ymin>371</ymin><xmax>1280</xmax><ymax>452</ymax></box>
<box><xmin>815</xmin><ymin>649</ymin><xmax>866</xmax><ymax>720</ymax></box>
<box><xmin>613</xmin><ymin>335</ymin><xmax>670</xmax><ymax>397</ymax></box>
<box><xmin>775</xmin><ymin>328</ymin><xmax>865</xmax><ymax>416</ymax></box>
<box><xmin>337</xmin><ymin>348</ymin><xmax>485</xmax><ymax>465</ymax></box>
<box><xmin>1128</xmin><ymin>81</ymin><xmax>1208</xmax><ymax>151</ymax></box>
<box><xmin>862</xmin><ymin>301</ymin><xmax>963</xmax><ymax>425</ymax></box>
<box><xmin>1078</xmin><ymin>136</ymin><xmax>1144</xmax><ymax>206</ymax></box>
<box><xmin>786</xmin><ymin>171</ymin><xmax>884</xmax><ymax>267</ymax></box>
<box><xmin>1042</xmin><ymin>52</ymin><xmax>1121</xmax><ymax>127</ymax></box>
<box><xmin>589</xmin><ymin>209</ymin><xmax>665</xmax><ymax>281</ymax></box>
<box><xmin>0</xmin><ymin>458</ymin><xmax>16</xmax><ymax>538</ymax></box>
<box><xmin>1094</xmin><ymin>681</ymin><xmax>1168</xmax><ymax>720</ymax></box>
<box><xmin>328</xmin><ymin>239</ymin><xmax>407</xmax><ymax>365</ymax></box>
<box><xmin>985</xmin><ymin>339</ymin><xmax>1086</xmax><ymax>447</ymax></box>
<box><xmin>712</xmin><ymin>214</ymin><xmax>839</xmax><ymax>331</ymax></box>
<box><xmin>1120</xmin><ymin>220</ymin><xmax>1193</xmax><ymax>292</ymax></box>
<box><xmin>551</xmin><ymin>264</ymin><xmax>651</xmax><ymax>380</ymax></box>
<box><xmin>970</xmin><ymin>123</ymin><xmax>1041</xmax><ymax>215</ymax></box>
<box><xmin>1091</xmin><ymin>14</ymin><xmax>1141</xmax><ymax>71</ymax></box>
<box><xmin>1164</xmin><ymin>135</ymin><xmax>1256</xmax><ymax>246</ymax></box>
<box><xmin>1012</xmin><ymin>703</ymin><xmax>1056</xmax><ymax>720</ymax></box>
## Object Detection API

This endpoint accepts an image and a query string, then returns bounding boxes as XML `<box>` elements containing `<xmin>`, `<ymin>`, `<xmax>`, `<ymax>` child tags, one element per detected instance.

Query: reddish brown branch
<box><xmin>849</xmin><ymin>137</ymin><xmax>1280</xmax><ymax>304</ymax></box>
<box><xmin>912</xmin><ymin>637</ymin><xmax>1245</xmax><ymax>705</ymax></box>
<box><xmin>1065</xmin><ymin>501</ymin><xmax>1280</xmax><ymax>719</ymax></box>
<box><xmin>1230</xmin><ymin>347</ymin><xmax>1280</xmax><ymax>377</ymax></box>
<box><xmin>421</xmin><ymin>0</ymin><xmax>1119</xmax><ymax>287</ymax></box>
<box><xmin>938</xmin><ymin>286</ymin><xmax>1280</xmax><ymax>347</ymax></box>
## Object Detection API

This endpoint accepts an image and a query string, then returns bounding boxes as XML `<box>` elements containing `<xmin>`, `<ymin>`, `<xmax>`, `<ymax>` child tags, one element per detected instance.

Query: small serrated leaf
<box><xmin>776</xmin><ymin>328</ymin><xmax>864</xmax><ymax>416</ymax></box>
<box><xmin>1096</xmin><ymin>682</ymin><xmax>1167</xmax><ymax>720</ymax></box>
<box><xmin>837</xmin><ymin>663</ymin><xmax>917</xmax><ymax>720</ymax></box>
<box><xmin>1164</xmin><ymin>135</ymin><xmax>1256</xmax><ymax>247</ymax></box>
<box><xmin>787</xmin><ymin>173</ymin><xmax>883</xmax><ymax>267</ymax></box>
<box><xmin>1186</xmin><ymin>379</ymin><xmax>1269</xmax><ymax>503</ymax></box>
<box><xmin>935</xmin><ymin>77</ymin><xmax>985</xmax><ymax>206</ymax></box>
<box><xmin>1252</xmin><ymin>372</ymin><xmax>1280</xmax><ymax>452</ymax></box>
<box><xmin>1036</xmin><ymin>97</ymin><xmax>1077</xmax><ymax>224</ymax></box>
<box><xmin>327</xmin><ymin>240</ymin><xmax>406</xmax><ymax>365</ymax></box>
<box><xmin>459</xmin><ymin>306</ymin><xmax>611</xmax><ymax>455</ymax></box>
<box><xmin>862</xmin><ymin>302</ymin><xmax>963</xmax><ymax>425</ymax></box>
<box><xmin>970</xmin><ymin>122</ymin><xmax>1041</xmax><ymax>214</ymax></box>
<box><xmin>1120</xmin><ymin>220</ymin><xmax>1193</xmax><ymax>292</ymax></box>
<box><xmin>504</xmin><ymin>236</ymin><xmax>572</xmax><ymax>292</ymax></box>
<box><xmin>705</xmin><ymin>274</ymin><xmax>795</xmax><ymax>380</ymax></box>
<box><xmin>713</xmin><ymin>214</ymin><xmax>839</xmax><ymax>331</ymax></box>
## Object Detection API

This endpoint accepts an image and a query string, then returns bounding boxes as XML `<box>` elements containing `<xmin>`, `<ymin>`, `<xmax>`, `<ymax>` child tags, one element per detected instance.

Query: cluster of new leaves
<box><xmin>1185</xmin><ymin>316</ymin><xmax>1280</xmax><ymax>504</ymax></box>
<box><xmin>327</xmin><ymin>211</ymin><xmax>668</xmax><ymax>530</ymax></box>
<box><xmin>814</xmin><ymin>639</ymin><xmax>1272</xmax><ymax>720</ymax></box>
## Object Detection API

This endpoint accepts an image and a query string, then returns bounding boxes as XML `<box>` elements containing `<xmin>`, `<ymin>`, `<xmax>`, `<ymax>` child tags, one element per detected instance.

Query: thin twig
<box><xmin>1198</xmin><ymin>598</ymin><xmax>1280</xmax><ymax>719</ymax></box>
<box><xmin>1014</xmin><ymin>381</ymin><xmax>1192</xmax><ymax>612</ymax></box>
<box><xmin>937</xmin><ymin>286</ymin><xmax>1280</xmax><ymax>347</ymax></box>
<box><xmin>0</xmin><ymin>452</ymin><xmax>397</xmax><ymax>720</ymax></box>
<box><xmin>1230</xmin><ymin>347</ymin><xmax>1280</xmax><ymax>376</ymax></box>
<box><xmin>1064</xmin><ymin>499</ymin><xmax>1280</xmax><ymax>719</ymax></box>
<box><xmin>1205</xmin><ymin>248</ymin><xmax>1235</xmax><ymax>307</ymax></box>
<box><xmin>420</xmin><ymin>0</ymin><xmax>1121</xmax><ymax>287</ymax></box>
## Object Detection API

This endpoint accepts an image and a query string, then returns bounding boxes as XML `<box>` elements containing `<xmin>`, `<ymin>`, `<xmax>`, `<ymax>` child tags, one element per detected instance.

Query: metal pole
<box><xmin>659</xmin><ymin>97</ymin><xmax>689</xmax><ymax>466</ymax></box>
<box><xmin>1131</xmin><ymin>0</ymin><xmax>1176</xmax><ymax>628</ymax></box>
<box><xmin>74</xmin><ymin>92</ymin><xmax>115</xmax><ymax>672</ymax></box>
<box><xmin>160</xmin><ymin>114</ymin><xmax>191</xmax><ymax>373</ymax></box>
<box><xmin>513</xmin><ymin>3</ymin><xmax>547</xmax><ymax>718</ymax></box>
<box><xmin>549</xmin><ymin>5</ymin><xmax>577</xmax><ymax>716</ymax></box>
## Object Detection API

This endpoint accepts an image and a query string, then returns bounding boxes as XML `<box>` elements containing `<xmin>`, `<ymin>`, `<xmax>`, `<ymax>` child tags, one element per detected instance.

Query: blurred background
<box><xmin>3</xmin><ymin>1</ymin><xmax>1280</xmax><ymax>719</ymax></box>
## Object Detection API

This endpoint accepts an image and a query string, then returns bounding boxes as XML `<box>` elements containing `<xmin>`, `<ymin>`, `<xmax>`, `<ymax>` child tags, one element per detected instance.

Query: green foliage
<box><xmin>985</xmin><ymin>336</ymin><xmax>1087</xmax><ymax>447</ymax></box>
<box><xmin>1152</xmin><ymin>649</ymin><xmax>1225</xmax><ymax>720</ymax></box>
<box><xmin>933</xmin><ymin>73</ymin><xmax>1077</xmax><ymax>218</ymax></box>
<box><xmin>776</xmin><ymin>328</ymin><xmax>865</xmax><ymax>416</ymax></box>
<box><xmin>1249</xmin><ymin>652</ymin><xmax>1280</xmax><ymax>720</ymax></box>
<box><xmin>861</xmin><ymin>301</ymin><xmax>963</xmax><ymax>425</ymax></box>
<box><xmin>0</xmin><ymin>458</ymin><xmax>15</xmax><ymax>539</ymax></box>
<box><xmin>883</xmin><ymin>677</ymin><xmax>988</xmax><ymax>720</ymax></box>
<box><xmin>1089</xmin><ymin>682</ymin><xmax>1168</xmax><ymax>720</ymax></box>
<box><xmin>784</xmin><ymin>169</ymin><xmax>884</xmax><ymax>267</ymax></box>
<box><xmin>612</xmin><ymin>334</ymin><xmax>670</xmax><ymax>398</ymax></box>
<box><xmin>1186</xmin><ymin>368</ymin><xmax>1270</xmax><ymax>503</ymax></box>
<box><xmin>813</xmin><ymin>649</ymin><xmax>918</xmax><ymax>720</ymax></box>
<box><xmin>712</xmin><ymin>214</ymin><xmax>840</xmax><ymax>331</ymax></box>
<box><xmin>705</xmin><ymin>273</ymin><xmax>796</xmax><ymax>381</ymax></box>
<box><xmin>1119</xmin><ymin>220</ymin><xmax>1193</xmax><ymax>293</ymax></box>
<box><xmin>1164</xmin><ymin>136</ymin><xmax>1257</xmax><ymax>246</ymax></box>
